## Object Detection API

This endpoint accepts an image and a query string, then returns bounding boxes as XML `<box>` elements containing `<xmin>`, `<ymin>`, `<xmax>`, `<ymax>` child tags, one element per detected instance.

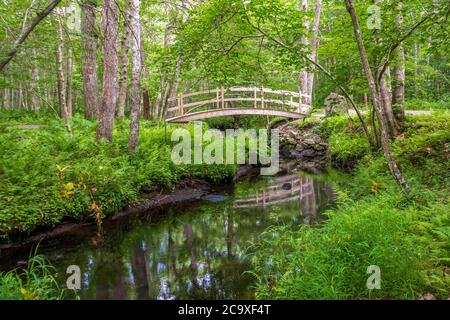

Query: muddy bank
<box><xmin>0</xmin><ymin>163</ymin><xmax>264</xmax><ymax>260</ymax></box>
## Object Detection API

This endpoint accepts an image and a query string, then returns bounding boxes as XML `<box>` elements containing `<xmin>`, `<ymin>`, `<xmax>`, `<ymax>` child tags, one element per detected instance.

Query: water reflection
<box><xmin>51</xmin><ymin>171</ymin><xmax>335</xmax><ymax>300</ymax></box>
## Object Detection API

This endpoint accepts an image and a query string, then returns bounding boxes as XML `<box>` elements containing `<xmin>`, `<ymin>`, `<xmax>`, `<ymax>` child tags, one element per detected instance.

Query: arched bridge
<box><xmin>165</xmin><ymin>86</ymin><xmax>311</xmax><ymax>123</ymax></box>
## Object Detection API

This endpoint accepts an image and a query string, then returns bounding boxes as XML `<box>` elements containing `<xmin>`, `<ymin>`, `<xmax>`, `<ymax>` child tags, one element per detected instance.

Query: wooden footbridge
<box><xmin>165</xmin><ymin>86</ymin><xmax>311</xmax><ymax>123</ymax></box>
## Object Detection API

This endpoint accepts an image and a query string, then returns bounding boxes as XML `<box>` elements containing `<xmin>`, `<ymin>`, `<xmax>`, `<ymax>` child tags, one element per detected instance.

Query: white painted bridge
<box><xmin>165</xmin><ymin>86</ymin><xmax>312</xmax><ymax>123</ymax></box>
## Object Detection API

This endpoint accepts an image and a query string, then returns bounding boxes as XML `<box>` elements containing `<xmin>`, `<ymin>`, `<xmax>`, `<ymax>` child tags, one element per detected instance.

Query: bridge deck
<box><xmin>166</xmin><ymin>108</ymin><xmax>307</xmax><ymax>123</ymax></box>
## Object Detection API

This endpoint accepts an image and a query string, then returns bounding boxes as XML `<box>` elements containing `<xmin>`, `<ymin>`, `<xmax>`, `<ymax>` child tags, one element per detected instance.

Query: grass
<box><xmin>0</xmin><ymin>248</ymin><xmax>65</xmax><ymax>300</ymax></box>
<box><xmin>0</xmin><ymin>111</ymin><xmax>237</xmax><ymax>240</ymax></box>
<box><xmin>248</xmin><ymin>111</ymin><xmax>450</xmax><ymax>299</ymax></box>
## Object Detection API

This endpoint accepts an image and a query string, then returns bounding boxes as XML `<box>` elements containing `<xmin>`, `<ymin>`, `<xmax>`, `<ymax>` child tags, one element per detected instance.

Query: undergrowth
<box><xmin>0</xmin><ymin>111</ymin><xmax>237</xmax><ymax>240</ymax></box>
<box><xmin>249</xmin><ymin>112</ymin><xmax>450</xmax><ymax>299</ymax></box>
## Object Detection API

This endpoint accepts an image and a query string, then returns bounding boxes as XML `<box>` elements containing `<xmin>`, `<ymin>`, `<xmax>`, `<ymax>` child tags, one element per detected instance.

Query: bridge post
<box><xmin>261</xmin><ymin>88</ymin><xmax>264</xmax><ymax>109</ymax></box>
<box><xmin>221</xmin><ymin>87</ymin><xmax>225</xmax><ymax>108</ymax></box>
<box><xmin>179</xmin><ymin>93</ymin><xmax>184</xmax><ymax>115</ymax></box>
<box><xmin>298</xmin><ymin>90</ymin><xmax>302</xmax><ymax>113</ymax></box>
<box><xmin>254</xmin><ymin>88</ymin><xmax>257</xmax><ymax>108</ymax></box>
<box><xmin>216</xmin><ymin>88</ymin><xmax>219</xmax><ymax>109</ymax></box>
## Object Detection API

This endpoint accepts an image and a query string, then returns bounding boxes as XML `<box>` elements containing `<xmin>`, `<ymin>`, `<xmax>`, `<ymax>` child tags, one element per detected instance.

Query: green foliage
<box><xmin>249</xmin><ymin>195</ymin><xmax>427</xmax><ymax>299</ymax></box>
<box><xmin>313</xmin><ymin>115</ymin><xmax>371</xmax><ymax>163</ymax></box>
<box><xmin>249</xmin><ymin>114</ymin><xmax>450</xmax><ymax>299</ymax></box>
<box><xmin>0</xmin><ymin>112</ymin><xmax>236</xmax><ymax>239</ymax></box>
<box><xmin>404</xmin><ymin>98</ymin><xmax>450</xmax><ymax>111</ymax></box>
<box><xmin>0</xmin><ymin>250</ymin><xmax>64</xmax><ymax>300</ymax></box>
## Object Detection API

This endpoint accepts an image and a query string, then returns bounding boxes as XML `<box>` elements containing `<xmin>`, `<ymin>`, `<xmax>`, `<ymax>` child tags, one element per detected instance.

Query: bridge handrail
<box><xmin>165</xmin><ymin>86</ymin><xmax>311</xmax><ymax>118</ymax></box>
<box><xmin>167</xmin><ymin>86</ymin><xmax>309</xmax><ymax>103</ymax></box>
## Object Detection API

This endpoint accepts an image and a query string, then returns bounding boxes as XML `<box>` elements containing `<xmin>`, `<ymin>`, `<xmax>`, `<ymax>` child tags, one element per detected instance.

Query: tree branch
<box><xmin>0</xmin><ymin>0</ymin><xmax>63</xmax><ymax>73</ymax></box>
<box><xmin>377</xmin><ymin>14</ymin><xmax>431</xmax><ymax>83</ymax></box>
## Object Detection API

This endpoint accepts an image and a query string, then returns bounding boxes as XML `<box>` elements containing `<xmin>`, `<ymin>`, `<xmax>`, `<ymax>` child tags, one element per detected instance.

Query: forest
<box><xmin>0</xmin><ymin>0</ymin><xmax>449</xmax><ymax>301</ymax></box>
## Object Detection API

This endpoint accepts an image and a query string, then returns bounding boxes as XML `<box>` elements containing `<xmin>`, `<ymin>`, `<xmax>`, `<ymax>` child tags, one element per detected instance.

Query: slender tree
<box><xmin>392</xmin><ymin>2</ymin><xmax>406</xmax><ymax>122</ymax></box>
<box><xmin>80</xmin><ymin>0</ymin><xmax>99</xmax><ymax>119</ymax></box>
<box><xmin>307</xmin><ymin>0</ymin><xmax>322</xmax><ymax>105</ymax></box>
<box><xmin>96</xmin><ymin>0</ymin><xmax>119</xmax><ymax>141</ymax></box>
<box><xmin>128</xmin><ymin>0</ymin><xmax>142</xmax><ymax>152</ymax></box>
<box><xmin>344</xmin><ymin>0</ymin><xmax>410</xmax><ymax>193</ymax></box>
<box><xmin>298</xmin><ymin>0</ymin><xmax>309</xmax><ymax>102</ymax></box>
<box><xmin>117</xmin><ymin>4</ymin><xmax>132</xmax><ymax>119</ymax></box>
<box><xmin>66</xmin><ymin>46</ymin><xmax>73</xmax><ymax>116</ymax></box>
<box><xmin>56</xmin><ymin>11</ymin><xmax>72</xmax><ymax>134</ymax></box>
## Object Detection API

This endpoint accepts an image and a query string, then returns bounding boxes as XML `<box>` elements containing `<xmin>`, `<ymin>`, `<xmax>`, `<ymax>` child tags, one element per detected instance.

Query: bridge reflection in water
<box><xmin>234</xmin><ymin>173</ymin><xmax>334</xmax><ymax>225</ymax></box>
<box><xmin>46</xmin><ymin>172</ymin><xmax>335</xmax><ymax>300</ymax></box>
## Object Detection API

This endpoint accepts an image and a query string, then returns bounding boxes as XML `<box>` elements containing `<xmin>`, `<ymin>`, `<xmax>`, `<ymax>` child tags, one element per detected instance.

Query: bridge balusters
<box><xmin>216</xmin><ymin>88</ymin><xmax>220</xmax><ymax>109</ymax></box>
<box><xmin>179</xmin><ymin>93</ymin><xmax>184</xmax><ymax>115</ymax></box>
<box><xmin>260</xmin><ymin>88</ymin><xmax>264</xmax><ymax>109</ymax></box>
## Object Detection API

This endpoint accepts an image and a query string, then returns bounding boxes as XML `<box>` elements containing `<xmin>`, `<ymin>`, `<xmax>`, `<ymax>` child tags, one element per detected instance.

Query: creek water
<box><xmin>16</xmin><ymin>171</ymin><xmax>337</xmax><ymax>300</ymax></box>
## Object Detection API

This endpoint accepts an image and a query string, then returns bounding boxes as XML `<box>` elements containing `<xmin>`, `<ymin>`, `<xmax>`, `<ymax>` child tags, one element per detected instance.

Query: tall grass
<box><xmin>0</xmin><ymin>248</ymin><xmax>64</xmax><ymax>300</ymax></box>
<box><xmin>248</xmin><ymin>112</ymin><xmax>450</xmax><ymax>299</ymax></box>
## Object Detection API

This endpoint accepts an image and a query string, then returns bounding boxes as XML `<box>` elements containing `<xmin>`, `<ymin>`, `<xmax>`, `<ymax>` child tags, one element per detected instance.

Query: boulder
<box><xmin>324</xmin><ymin>92</ymin><xmax>349</xmax><ymax>116</ymax></box>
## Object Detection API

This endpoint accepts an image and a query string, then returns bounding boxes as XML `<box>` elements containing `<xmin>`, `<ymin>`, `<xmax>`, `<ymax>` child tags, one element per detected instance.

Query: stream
<box><xmin>5</xmin><ymin>171</ymin><xmax>337</xmax><ymax>300</ymax></box>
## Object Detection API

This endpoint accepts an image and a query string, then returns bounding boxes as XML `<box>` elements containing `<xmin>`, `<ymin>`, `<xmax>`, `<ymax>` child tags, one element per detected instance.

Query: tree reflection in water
<box><xmin>52</xmin><ymin>171</ymin><xmax>336</xmax><ymax>299</ymax></box>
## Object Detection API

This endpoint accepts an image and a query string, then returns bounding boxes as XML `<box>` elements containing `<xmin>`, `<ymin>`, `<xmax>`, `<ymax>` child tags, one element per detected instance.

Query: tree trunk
<box><xmin>156</xmin><ymin>9</ymin><xmax>172</xmax><ymax>119</ymax></box>
<box><xmin>117</xmin><ymin>5</ymin><xmax>132</xmax><ymax>119</ymax></box>
<box><xmin>56</xmin><ymin>13</ymin><xmax>72</xmax><ymax>134</ymax></box>
<box><xmin>299</xmin><ymin>0</ymin><xmax>309</xmax><ymax>102</ymax></box>
<box><xmin>307</xmin><ymin>0</ymin><xmax>322</xmax><ymax>105</ymax></box>
<box><xmin>378</xmin><ymin>67</ymin><xmax>398</xmax><ymax>136</ymax></box>
<box><xmin>96</xmin><ymin>0</ymin><xmax>118</xmax><ymax>142</ymax></box>
<box><xmin>142</xmin><ymin>90</ymin><xmax>151</xmax><ymax>120</ymax></box>
<box><xmin>66</xmin><ymin>46</ymin><xmax>73</xmax><ymax>116</ymax></box>
<box><xmin>128</xmin><ymin>0</ymin><xmax>141</xmax><ymax>152</ymax></box>
<box><xmin>344</xmin><ymin>0</ymin><xmax>410</xmax><ymax>194</ymax></box>
<box><xmin>392</xmin><ymin>2</ymin><xmax>406</xmax><ymax>122</ymax></box>
<box><xmin>80</xmin><ymin>0</ymin><xmax>99</xmax><ymax>119</ymax></box>
<box><xmin>371</xmin><ymin>0</ymin><xmax>398</xmax><ymax>137</ymax></box>
<box><xmin>29</xmin><ymin>50</ymin><xmax>40</xmax><ymax>111</ymax></box>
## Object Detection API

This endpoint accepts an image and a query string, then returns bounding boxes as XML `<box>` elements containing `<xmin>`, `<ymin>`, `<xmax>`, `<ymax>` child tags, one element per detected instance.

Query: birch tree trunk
<box><xmin>306</xmin><ymin>0</ymin><xmax>322</xmax><ymax>105</ymax></box>
<box><xmin>56</xmin><ymin>13</ymin><xmax>72</xmax><ymax>134</ymax></box>
<box><xmin>373</xmin><ymin>0</ymin><xmax>398</xmax><ymax>136</ymax></box>
<box><xmin>155</xmin><ymin>7</ymin><xmax>172</xmax><ymax>119</ymax></box>
<box><xmin>128</xmin><ymin>0</ymin><xmax>141</xmax><ymax>152</ymax></box>
<box><xmin>298</xmin><ymin>0</ymin><xmax>309</xmax><ymax>102</ymax></box>
<box><xmin>117</xmin><ymin>5</ymin><xmax>132</xmax><ymax>119</ymax></box>
<box><xmin>66</xmin><ymin>46</ymin><xmax>73</xmax><ymax>116</ymax></box>
<box><xmin>392</xmin><ymin>2</ymin><xmax>406</xmax><ymax>122</ymax></box>
<box><xmin>80</xmin><ymin>0</ymin><xmax>99</xmax><ymax>119</ymax></box>
<box><xmin>344</xmin><ymin>0</ymin><xmax>410</xmax><ymax>194</ymax></box>
<box><xmin>29</xmin><ymin>50</ymin><xmax>40</xmax><ymax>111</ymax></box>
<box><xmin>96</xmin><ymin>0</ymin><xmax>118</xmax><ymax>142</ymax></box>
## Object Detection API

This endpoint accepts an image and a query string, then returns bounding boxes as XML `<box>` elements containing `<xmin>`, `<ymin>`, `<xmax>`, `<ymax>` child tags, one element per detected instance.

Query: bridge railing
<box><xmin>165</xmin><ymin>86</ymin><xmax>311</xmax><ymax>119</ymax></box>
